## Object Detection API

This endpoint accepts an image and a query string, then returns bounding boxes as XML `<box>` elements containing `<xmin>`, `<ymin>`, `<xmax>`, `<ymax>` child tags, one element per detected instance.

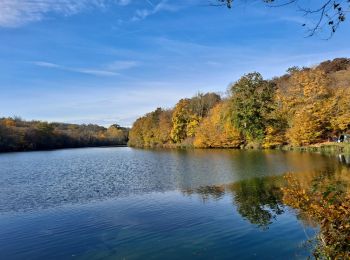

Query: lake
<box><xmin>0</xmin><ymin>147</ymin><xmax>348</xmax><ymax>259</ymax></box>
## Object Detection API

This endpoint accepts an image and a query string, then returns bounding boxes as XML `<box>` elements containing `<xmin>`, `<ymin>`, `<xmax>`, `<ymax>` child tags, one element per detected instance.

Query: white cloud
<box><xmin>205</xmin><ymin>61</ymin><xmax>221</xmax><ymax>67</ymax></box>
<box><xmin>116</xmin><ymin>0</ymin><xmax>132</xmax><ymax>6</ymax></box>
<box><xmin>73</xmin><ymin>68</ymin><xmax>119</xmax><ymax>76</ymax></box>
<box><xmin>32</xmin><ymin>60</ymin><xmax>139</xmax><ymax>76</ymax></box>
<box><xmin>0</xmin><ymin>0</ymin><xmax>180</xmax><ymax>27</ymax></box>
<box><xmin>32</xmin><ymin>61</ymin><xmax>61</xmax><ymax>68</ymax></box>
<box><xmin>106</xmin><ymin>60</ymin><xmax>139</xmax><ymax>70</ymax></box>
<box><xmin>146</xmin><ymin>0</ymin><xmax>154</xmax><ymax>7</ymax></box>
<box><xmin>131</xmin><ymin>0</ymin><xmax>180</xmax><ymax>21</ymax></box>
<box><xmin>0</xmin><ymin>0</ymin><xmax>131</xmax><ymax>27</ymax></box>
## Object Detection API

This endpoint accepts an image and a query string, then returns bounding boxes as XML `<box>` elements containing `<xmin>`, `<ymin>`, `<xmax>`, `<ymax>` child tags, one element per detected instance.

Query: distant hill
<box><xmin>0</xmin><ymin>118</ymin><xmax>129</xmax><ymax>152</ymax></box>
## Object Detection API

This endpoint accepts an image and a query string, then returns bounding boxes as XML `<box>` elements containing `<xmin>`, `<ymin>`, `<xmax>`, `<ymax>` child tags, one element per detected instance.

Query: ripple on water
<box><xmin>0</xmin><ymin>147</ymin><xmax>336</xmax><ymax>259</ymax></box>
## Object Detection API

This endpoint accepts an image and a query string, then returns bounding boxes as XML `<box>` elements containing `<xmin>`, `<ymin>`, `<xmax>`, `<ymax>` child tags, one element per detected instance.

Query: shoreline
<box><xmin>283</xmin><ymin>142</ymin><xmax>350</xmax><ymax>155</ymax></box>
<box><xmin>2</xmin><ymin>142</ymin><xmax>350</xmax><ymax>156</ymax></box>
<box><xmin>0</xmin><ymin>144</ymin><xmax>128</xmax><ymax>154</ymax></box>
<box><xmin>129</xmin><ymin>142</ymin><xmax>350</xmax><ymax>155</ymax></box>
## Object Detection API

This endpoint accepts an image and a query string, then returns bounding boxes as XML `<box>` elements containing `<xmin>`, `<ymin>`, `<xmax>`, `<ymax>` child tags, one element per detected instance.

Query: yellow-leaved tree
<box><xmin>194</xmin><ymin>102</ymin><xmax>241</xmax><ymax>148</ymax></box>
<box><xmin>277</xmin><ymin>69</ymin><xmax>333</xmax><ymax>145</ymax></box>
<box><xmin>329</xmin><ymin>86</ymin><xmax>350</xmax><ymax>133</ymax></box>
<box><xmin>128</xmin><ymin>108</ymin><xmax>172</xmax><ymax>147</ymax></box>
<box><xmin>170</xmin><ymin>93</ymin><xmax>221</xmax><ymax>144</ymax></box>
<box><xmin>170</xmin><ymin>99</ymin><xmax>192</xmax><ymax>143</ymax></box>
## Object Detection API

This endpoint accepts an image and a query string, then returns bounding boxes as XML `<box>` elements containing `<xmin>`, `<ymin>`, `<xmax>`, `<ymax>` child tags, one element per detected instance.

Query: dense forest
<box><xmin>128</xmin><ymin>58</ymin><xmax>350</xmax><ymax>149</ymax></box>
<box><xmin>0</xmin><ymin>118</ymin><xmax>129</xmax><ymax>152</ymax></box>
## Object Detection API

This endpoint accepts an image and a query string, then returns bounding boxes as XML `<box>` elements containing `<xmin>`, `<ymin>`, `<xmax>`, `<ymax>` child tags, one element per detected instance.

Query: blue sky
<box><xmin>1</xmin><ymin>0</ymin><xmax>349</xmax><ymax>127</ymax></box>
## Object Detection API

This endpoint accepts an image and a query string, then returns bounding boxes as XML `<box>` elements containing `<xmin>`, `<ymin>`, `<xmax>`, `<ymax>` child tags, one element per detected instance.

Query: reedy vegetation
<box><xmin>128</xmin><ymin>58</ymin><xmax>350</xmax><ymax>148</ymax></box>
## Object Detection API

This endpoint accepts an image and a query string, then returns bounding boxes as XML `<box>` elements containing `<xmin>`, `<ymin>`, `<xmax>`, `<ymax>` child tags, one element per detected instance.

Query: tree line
<box><xmin>128</xmin><ymin>58</ymin><xmax>350</xmax><ymax>149</ymax></box>
<box><xmin>0</xmin><ymin>118</ymin><xmax>129</xmax><ymax>152</ymax></box>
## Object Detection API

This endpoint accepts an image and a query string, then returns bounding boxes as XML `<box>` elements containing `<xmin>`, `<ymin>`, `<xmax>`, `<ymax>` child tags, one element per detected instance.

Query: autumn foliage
<box><xmin>282</xmin><ymin>173</ymin><xmax>350</xmax><ymax>258</ymax></box>
<box><xmin>193</xmin><ymin>102</ymin><xmax>241</xmax><ymax>148</ymax></box>
<box><xmin>0</xmin><ymin>118</ymin><xmax>129</xmax><ymax>152</ymax></box>
<box><xmin>129</xmin><ymin>58</ymin><xmax>350</xmax><ymax>149</ymax></box>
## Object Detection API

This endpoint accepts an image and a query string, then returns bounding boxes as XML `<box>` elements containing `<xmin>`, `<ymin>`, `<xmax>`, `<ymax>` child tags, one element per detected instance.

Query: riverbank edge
<box><xmin>0</xmin><ymin>144</ymin><xmax>128</xmax><ymax>153</ymax></box>
<box><xmin>129</xmin><ymin>142</ymin><xmax>350</xmax><ymax>155</ymax></box>
<box><xmin>2</xmin><ymin>142</ymin><xmax>349</xmax><ymax>155</ymax></box>
<box><xmin>282</xmin><ymin>142</ymin><xmax>350</xmax><ymax>155</ymax></box>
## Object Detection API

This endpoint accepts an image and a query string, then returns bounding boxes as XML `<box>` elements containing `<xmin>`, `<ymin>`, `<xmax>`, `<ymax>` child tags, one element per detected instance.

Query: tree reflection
<box><xmin>183</xmin><ymin>185</ymin><xmax>226</xmax><ymax>202</ymax></box>
<box><xmin>337</xmin><ymin>154</ymin><xmax>350</xmax><ymax>165</ymax></box>
<box><xmin>183</xmin><ymin>163</ymin><xmax>350</xmax><ymax>257</ymax></box>
<box><xmin>232</xmin><ymin>166</ymin><xmax>350</xmax><ymax>257</ymax></box>
<box><xmin>183</xmin><ymin>176</ymin><xmax>285</xmax><ymax>228</ymax></box>
<box><xmin>228</xmin><ymin>177</ymin><xmax>284</xmax><ymax>228</ymax></box>
<box><xmin>282</xmin><ymin>170</ymin><xmax>350</xmax><ymax>259</ymax></box>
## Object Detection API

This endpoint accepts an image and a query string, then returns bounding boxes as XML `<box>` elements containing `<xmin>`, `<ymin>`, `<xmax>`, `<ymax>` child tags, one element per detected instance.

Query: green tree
<box><xmin>229</xmin><ymin>72</ymin><xmax>276</xmax><ymax>142</ymax></box>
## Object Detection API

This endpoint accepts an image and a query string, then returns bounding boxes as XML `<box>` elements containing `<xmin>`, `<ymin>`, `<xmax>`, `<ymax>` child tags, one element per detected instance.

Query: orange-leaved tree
<box><xmin>194</xmin><ymin>102</ymin><xmax>241</xmax><ymax>148</ymax></box>
<box><xmin>277</xmin><ymin>69</ymin><xmax>333</xmax><ymax>145</ymax></box>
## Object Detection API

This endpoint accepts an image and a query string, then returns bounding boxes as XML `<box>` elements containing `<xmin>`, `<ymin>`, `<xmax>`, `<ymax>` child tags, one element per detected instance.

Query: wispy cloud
<box><xmin>116</xmin><ymin>0</ymin><xmax>132</xmax><ymax>7</ymax></box>
<box><xmin>33</xmin><ymin>61</ymin><xmax>60</xmax><ymax>68</ymax></box>
<box><xmin>0</xmin><ymin>0</ymin><xmax>184</xmax><ymax>28</ymax></box>
<box><xmin>131</xmin><ymin>0</ymin><xmax>180</xmax><ymax>22</ymax></box>
<box><xmin>146</xmin><ymin>0</ymin><xmax>155</xmax><ymax>7</ymax></box>
<box><xmin>106</xmin><ymin>60</ymin><xmax>140</xmax><ymax>70</ymax></box>
<box><xmin>0</xmin><ymin>0</ymin><xmax>131</xmax><ymax>28</ymax></box>
<box><xmin>32</xmin><ymin>60</ymin><xmax>139</xmax><ymax>76</ymax></box>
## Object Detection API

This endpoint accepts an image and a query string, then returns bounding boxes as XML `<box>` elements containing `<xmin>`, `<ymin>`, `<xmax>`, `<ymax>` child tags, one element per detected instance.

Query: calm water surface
<box><xmin>0</xmin><ymin>147</ymin><xmax>348</xmax><ymax>259</ymax></box>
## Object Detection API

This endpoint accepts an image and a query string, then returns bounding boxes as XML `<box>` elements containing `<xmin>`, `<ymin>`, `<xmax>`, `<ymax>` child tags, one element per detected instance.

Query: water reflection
<box><xmin>232</xmin><ymin>177</ymin><xmax>284</xmax><ymax>228</ymax></box>
<box><xmin>0</xmin><ymin>148</ymin><xmax>343</xmax><ymax>213</ymax></box>
<box><xmin>282</xmin><ymin>167</ymin><xmax>350</xmax><ymax>258</ymax></box>
<box><xmin>1</xmin><ymin>148</ymin><xmax>350</xmax><ymax>259</ymax></box>
<box><xmin>338</xmin><ymin>153</ymin><xmax>350</xmax><ymax>165</ymax></box>
<box><xmin>182</xmin><ymin>162</ymin><xmax>350</xmax><ymax>257</ymax></box>
<box><xmin>183</xmin><ymin>176</ymin><xmax>285</xmax><ymax>228</ymax></box>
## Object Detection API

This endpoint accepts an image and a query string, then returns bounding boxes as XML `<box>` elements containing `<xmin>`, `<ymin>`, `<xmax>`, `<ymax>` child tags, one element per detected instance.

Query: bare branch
<box><xmin>215</xmin><ymin>0</ymin><xmax>349</xmax><ymax>37</ymax></box>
